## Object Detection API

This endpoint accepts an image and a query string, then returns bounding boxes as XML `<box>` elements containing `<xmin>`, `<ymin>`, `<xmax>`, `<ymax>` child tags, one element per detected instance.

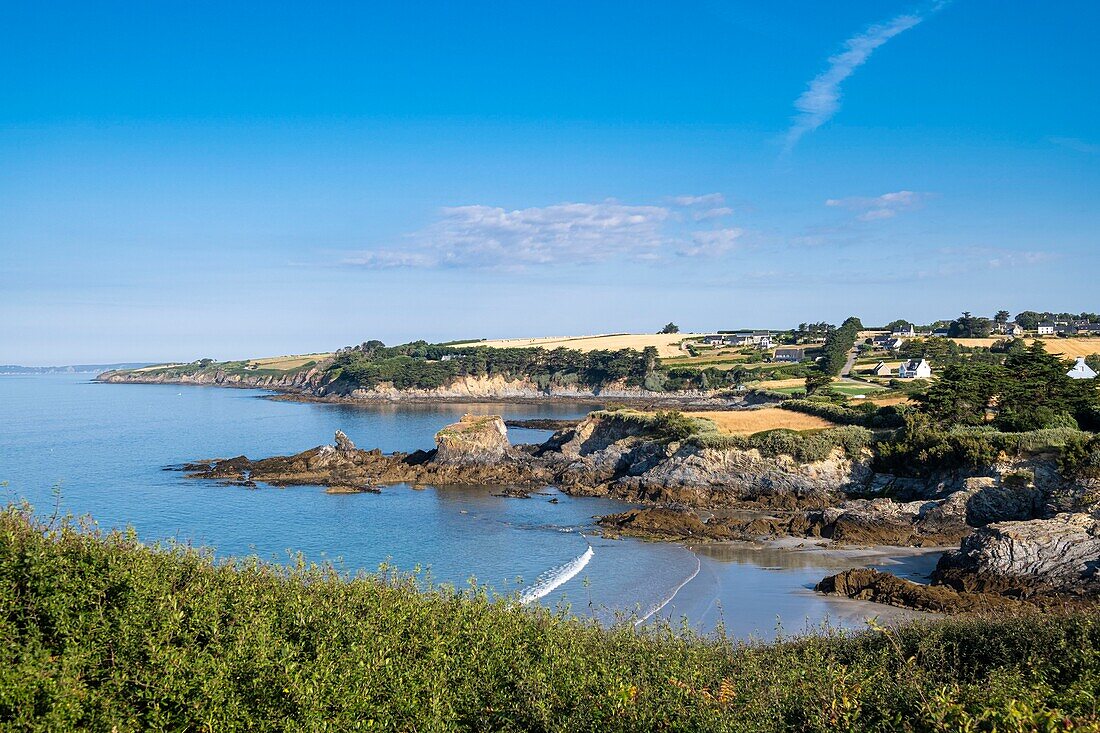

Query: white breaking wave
<box><xmin>519</xmin><ymin>541</ymin><xmax>594</xmax><ymax>604</ymax></box>
<box><xmin>635</xmin><ymin>554</ymin><xmax>702</xmax><ymax>626</ymax></box>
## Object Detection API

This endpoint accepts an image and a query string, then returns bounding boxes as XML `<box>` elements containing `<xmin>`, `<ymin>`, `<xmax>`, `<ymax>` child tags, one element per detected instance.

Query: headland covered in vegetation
<box><xmin>4</xmin><ymin>504</ymin><xmax>1100</xmax><ymax>731</ymax></box>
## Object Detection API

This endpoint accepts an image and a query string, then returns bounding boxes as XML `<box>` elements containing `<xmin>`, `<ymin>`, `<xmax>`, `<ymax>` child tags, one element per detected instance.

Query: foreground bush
<box><xmin>2</xmin><ymin>505</ymin><xmax>1099</xmax><ymax>731</ymax></box>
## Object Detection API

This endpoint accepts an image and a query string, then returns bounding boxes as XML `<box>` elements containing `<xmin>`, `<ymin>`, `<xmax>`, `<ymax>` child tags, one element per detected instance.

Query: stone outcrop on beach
<box><xmin>434</xmin><ymin>415</ymin><xmax>510</xmax><ymax>465</ymax></box>
<box><xmin>818</xmin><ymin>512</ymin><xmax>1100</xmax><ymax>613</ymax></box>
<box><xmin>934</xmin><ymin>513</ymin><xmax>1100</xmax><ymax>595</ymax></box>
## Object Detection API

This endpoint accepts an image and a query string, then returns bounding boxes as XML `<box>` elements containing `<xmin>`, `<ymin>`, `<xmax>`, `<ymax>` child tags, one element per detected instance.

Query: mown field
<box><xmin>476</xmin><ymin>333</ymin><xmax>696</xmax><ymax>358</ymax></box>
<box><xmin>691</xmin><ymin>408</ymin><xmax>837</xmax><ymax>434</ymax></box>
<box><xmin>3</xmin><ymin>504</ymin><xmax>1099</xmax><ymax>731</ymax></box>
<box><xmin>949</xmin><ymin>337</ymin><xmax>1100</xmax><ymax>358</ymax></box>
<box><xmin>245</xmin><ymin>353</ymin><xmax>333</xmax><ymax>371</ymax></box>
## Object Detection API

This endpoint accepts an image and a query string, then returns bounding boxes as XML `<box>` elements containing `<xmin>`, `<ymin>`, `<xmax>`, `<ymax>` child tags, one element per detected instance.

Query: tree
<box><xmin>1015</xmin><ymin>311</ymin><xmax>1043</xmax><ymax>330</ymax></box>
<box><xmin>660</xmin><ymin>323</ymin><xmax>680</xmax><ymax>334</ymax></box>
<box><xmin>996</xmin><ymin>342</ymin><xmax>1096</xmax><ymax>431</ymax></box>
<box><xmin>885</xmin><ymin>319</ymin><xmax>912</xmax><ymax>331</ymax></box>
<box><xmin>916</xmin><ymin>362</ymin><xmax>1005</xmax><ymax>426</ymax></box>
<box><xmin>948</xmin><ymin>312</ymin><xmax>992</xmax><ymax>338</ymax></box>
<box><xmin>994</xmin><ymin>310</ymin><xmax>1011</xmax><ymax>325</ymax></box>
<box><xmin>804</xmin><ymin>372</ymin><xmax>832</xmax><ymax>396</ymax></box>
<box><xmin>818</xmin><ymin>316</ymin><xmax>862</xmax><ymax>376</ymax></box>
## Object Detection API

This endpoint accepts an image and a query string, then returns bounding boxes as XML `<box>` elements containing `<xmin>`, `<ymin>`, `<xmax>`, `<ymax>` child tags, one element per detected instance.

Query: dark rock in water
<box><xmin>493</xmin><ymin>486</ymin><xmax>531</xmax><ymax>499</ymax></box>
<box><xmin>816</xmin><ymin>568</ymin><xmax>1026</xmax><ymax>613</ymax></box>
<box><xmin>504</xmin><ymin>418</ymin><xmax>580</xmax><ymax>431</ymax></box>
<box><xmin>325</xmin><ymin>484</ymin><xmax>381</xmax><ymax>494</ymax></box>
<box><xmin>548</xmin><ymin>497</ymin><xmax>559</xmax><ymax>504</ymax></box>
<box><xmin>598</xmin><ymin>507</ymin><xmax>710</xmax><ymax>540</ymax></box>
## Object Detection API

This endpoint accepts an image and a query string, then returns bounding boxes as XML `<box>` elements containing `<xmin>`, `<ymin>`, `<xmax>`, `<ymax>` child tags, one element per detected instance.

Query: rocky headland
<box><xmin>181</xmin><ymin>410</ymin><xmax>1100</xmax><ymax>615</ymax></box>
<box><xmin>97</xmin><ymin>367</ymin><xmax>747</xmax><ymax>408</ymax></box>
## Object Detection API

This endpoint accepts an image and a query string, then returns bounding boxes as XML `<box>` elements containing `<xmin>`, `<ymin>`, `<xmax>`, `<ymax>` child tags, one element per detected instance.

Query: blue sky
<box><xmin>2</xmin><ymin>1</ymin><xmax>1098</xmax><ymax>363</ymax></box>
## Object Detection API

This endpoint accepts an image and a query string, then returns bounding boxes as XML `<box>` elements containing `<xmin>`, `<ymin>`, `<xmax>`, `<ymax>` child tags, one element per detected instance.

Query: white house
<box><xmin>872</xmin><ymin>335</ymin><xmax>904</xmax><ymax>350</ymax></box>
<box><xmin>891</xmin><ymin>324</ymin><xmax>916</xmax><ymax>337</ymax></box>
<box><xmin>1067</xmin><ymin>357</ymin><xmax>1098</xmax><ymax>380</ymax></box>
<box><xmin>1037</xmin><ymin>322</ymin><xmax>1056</xmax><ymax>335</ymax></box>
<box><xmin>898</xmin><ymin>359</ymin><xmax>932</xmax><ymax>379</ymax></box>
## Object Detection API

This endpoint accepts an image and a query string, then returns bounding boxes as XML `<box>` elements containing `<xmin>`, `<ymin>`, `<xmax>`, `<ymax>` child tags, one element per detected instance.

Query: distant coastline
<box><xmin>1</xmin><ymin>362</ymin><xmax>154</xmax><ymax>376</ymax></box>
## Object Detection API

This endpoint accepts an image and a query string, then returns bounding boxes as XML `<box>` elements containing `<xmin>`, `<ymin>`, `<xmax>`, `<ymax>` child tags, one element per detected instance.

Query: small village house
<box><xmin>1067</xmin><ymin>357</ymin><xmax>1098</xmax><ymax>380</ymax></box>
<box><xmin>870</xmin><ymin>361</ymin><xmax>892</xmax><ymax>377</ymax></box>
<box><xmin>898</xmin><ymin>358</ymin><xmax>932</xmax><ymax>379</ymax></box>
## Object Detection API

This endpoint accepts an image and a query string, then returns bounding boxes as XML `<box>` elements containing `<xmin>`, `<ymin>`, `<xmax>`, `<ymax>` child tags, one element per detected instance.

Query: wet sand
<box><xmin>648</xmin><ymin>540</ymin><xmax>944</xmax><ymax>640</ymax></box>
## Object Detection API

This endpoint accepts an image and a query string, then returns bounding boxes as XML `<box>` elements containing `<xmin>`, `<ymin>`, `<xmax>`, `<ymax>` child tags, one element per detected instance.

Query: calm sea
<box><xmin>0</xmin><ymin>374</ymin><xmax>937</xmax><ymax>638</ymax></box>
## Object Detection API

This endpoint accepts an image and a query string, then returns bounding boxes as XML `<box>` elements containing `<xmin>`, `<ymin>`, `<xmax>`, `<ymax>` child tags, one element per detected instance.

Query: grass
<box><xmin>691</xmin><ymin>408</ymin><xmax>837</xmax><ymax>435</ymax></box>
<box><xmin>4</xmin><ymin>504</ymin><xmax>1100</xmax><ymax>731</ymax></box>
<box><xmin>826</xmin><ymin>383</ymin><xmax>887</xmax><ymax>397</ymax></box>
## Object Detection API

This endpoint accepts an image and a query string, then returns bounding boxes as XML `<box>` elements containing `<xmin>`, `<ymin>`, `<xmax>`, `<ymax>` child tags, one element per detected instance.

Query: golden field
<box><xmin>475</xmin><ymin>333</ymin><xmax>696</xmax><ymax>358</ymax></box>
<box><xmin>247</xmin><ymin>353</ymin><xmax>332</xmax><ymax>370</ymax></box>
<box><xmin>948</xmin><ymin>337</ymin><xmax>1100</xmax><ymax>358</ymax></box>
<box><xmin>692</xmin><ymin>408</ymin><xmax>836</xmax><ymax>435</ymax></box>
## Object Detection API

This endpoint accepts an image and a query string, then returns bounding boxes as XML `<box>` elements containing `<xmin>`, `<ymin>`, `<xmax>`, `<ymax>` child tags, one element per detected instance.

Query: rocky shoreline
<box><xmin>181</xmin><ymin>411</ymin><xmax>1100</xmax><ymax>616</ymax></box>
<box><xmin>95</xmin><ymin>367</ymin><xmax>763</xmax><ymax>409</ymax></box>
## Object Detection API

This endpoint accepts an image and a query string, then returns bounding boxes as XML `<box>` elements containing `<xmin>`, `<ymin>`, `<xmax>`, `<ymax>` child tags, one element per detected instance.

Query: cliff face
<box><xmin>98</xmin><ymin>368</ymin><xmax>744</xmax><ymax>405</ymax></box>
<box><xmin>97</xmin><ymin>366</ymin><xmax>328</xmax><ymax>392</ymax></box>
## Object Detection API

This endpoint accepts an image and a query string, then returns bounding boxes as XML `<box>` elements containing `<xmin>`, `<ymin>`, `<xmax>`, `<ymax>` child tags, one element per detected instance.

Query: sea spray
<box><xmin>519</xmin><ymin>539</ymin><xmax>594</xmax><ymax>604</ymax></box>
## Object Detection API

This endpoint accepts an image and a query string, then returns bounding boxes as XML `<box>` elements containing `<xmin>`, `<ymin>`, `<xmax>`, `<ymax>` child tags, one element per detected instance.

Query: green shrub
<box><xmin>4</xmin><ymin>505</ymin><xmax>1100</xmax><ymax>731</ymax></box>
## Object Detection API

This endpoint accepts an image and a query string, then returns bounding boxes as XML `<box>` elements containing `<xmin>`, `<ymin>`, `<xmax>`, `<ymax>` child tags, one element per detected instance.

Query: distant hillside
<box><xmin>0</xmin><ymin>363</ymin><xmax>154</xmax><ymax>375</ymax></box>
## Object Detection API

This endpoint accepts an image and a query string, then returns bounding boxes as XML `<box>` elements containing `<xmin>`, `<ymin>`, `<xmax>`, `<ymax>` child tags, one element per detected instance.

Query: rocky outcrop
<box><xmin>611</xmin><ymin>444</ymin><xmax>871</xmax><ymax>506</ymax></box>
<box><xmin>434</xmin><ymin>415</ymin><xmax>510</xmax><ymax>465</ymax></box>
<box><xmin>598</xmin><ymin>508</ymin><xmax>710</xmax><ymax>540</ymax></box>
<box><xmin>183</xmin><ymin>418</ymin><xmax>552</xmax><ymax>492</ymax></box>
<box><xmin>818</xmin><ymin>512</ymin><xmax>1100</xmax><ymax>613</ymax></box>
<box><xmin>934</xmin><ymin>513</ymin><xmax>1100</xmax><ymax>595</ymax></box>
<box><xmin>816</xmin><ymin>569</ymin><xmax>1039</xmax><ymax>613</ymax></box>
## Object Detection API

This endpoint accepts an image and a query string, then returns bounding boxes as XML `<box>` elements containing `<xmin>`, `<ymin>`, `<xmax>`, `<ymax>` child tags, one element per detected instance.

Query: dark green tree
<box><xmin>660</xmin><ymin>323</ymin><xmax>680</xmax><ymax>334</ymax></box>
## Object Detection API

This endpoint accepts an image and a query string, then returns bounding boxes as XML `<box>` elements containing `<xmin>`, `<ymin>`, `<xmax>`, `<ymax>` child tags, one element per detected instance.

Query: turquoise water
<box><xmin>0</xmin><ymin>374</ymin><xmax>934</xmax><ymax>638</ymax></box>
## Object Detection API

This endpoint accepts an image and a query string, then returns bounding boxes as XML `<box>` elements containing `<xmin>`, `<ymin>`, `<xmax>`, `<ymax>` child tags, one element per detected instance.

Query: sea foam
<box><xmin>519</xmin><ymin>541</ymin><xmax>594</xmax><ymax>604</ymax></box>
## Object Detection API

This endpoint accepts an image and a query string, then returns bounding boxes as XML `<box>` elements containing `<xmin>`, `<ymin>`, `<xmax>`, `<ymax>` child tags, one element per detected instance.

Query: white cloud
<box><xmin>784</xmin><ymin>4</ymin><xmax>945</xmax><ymax>152</ymax></box>
<box><xmin>826</xmin><ymin>190</ymin><xmax>929</xmax><ymax>221</ymax></box>
<box><xmin>678</xmin><ymin>228</ymin><xmax>744</xmax><ymax>257</ymax></box>
<box><xmin>344</xmin><ymin>201</ymin><xmax>676</xmax><ymax>270</ymax></box>
<box><xmin>671</xmin><ymin>193</ymin><xmax>725</xmax><ymax>207</ymax></box>
<box><xmin>695</xmin><ymin>206</ymin><xmax>734</xmax><ymax>221</ymax></box>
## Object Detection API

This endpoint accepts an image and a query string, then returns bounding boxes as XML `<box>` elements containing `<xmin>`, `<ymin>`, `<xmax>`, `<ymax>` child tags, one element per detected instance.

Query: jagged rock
<box><xmin>816</xmin><ymin>569</ymin><xmax>1030</xmax><ymax>613</ymax></box>
<box><xmin>434</xmin><ymin>415</ymin><xmax>511</xmax><ymax>465</ymax></box>
<box><xmin>334</xmin><ymin>430</ymin><xmax>356</xmax><ymax>452</ymax></box>
<box><xmin>934</xmin><ymin>513</ymin><xmax>1100</xmax><ymax>595</ymax></box>
<box><xmin>598</xmin><ymin>507</ymin><xmax>711</xmax><ymax>540</ymax></box>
